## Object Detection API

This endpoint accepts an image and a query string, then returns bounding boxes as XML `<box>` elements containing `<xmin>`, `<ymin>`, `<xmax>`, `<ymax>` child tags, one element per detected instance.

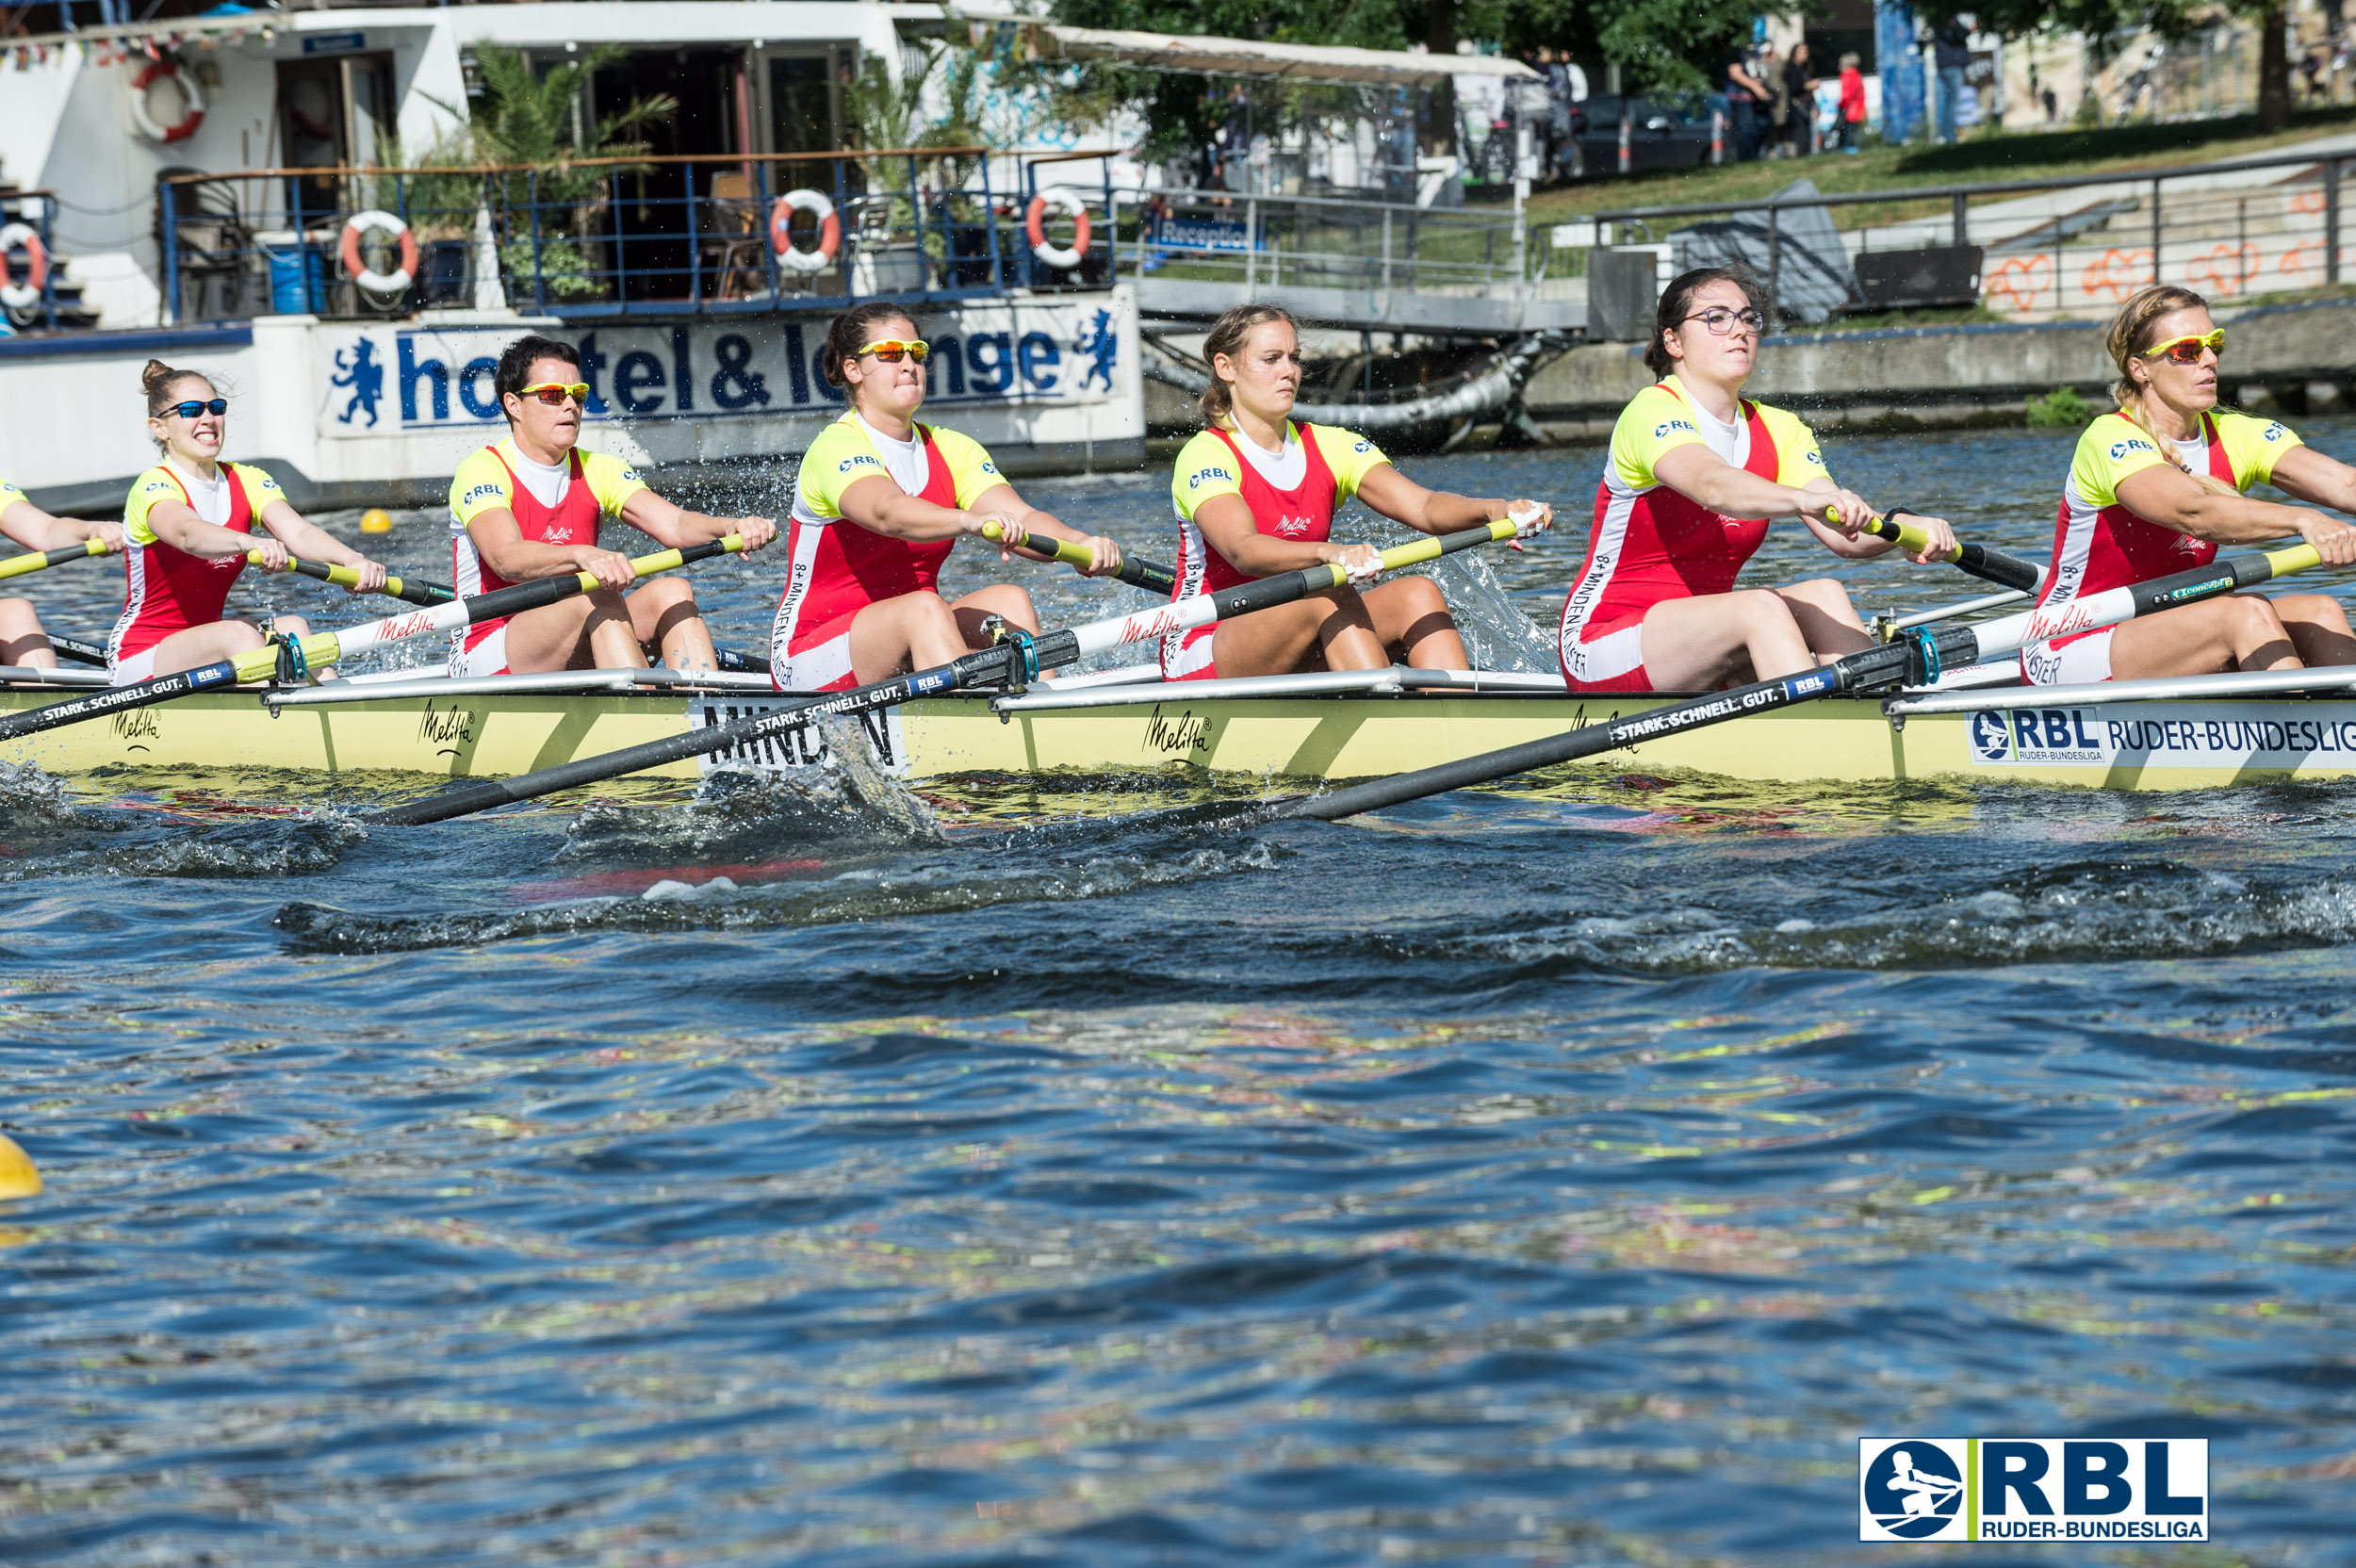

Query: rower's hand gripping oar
<box><xmin>368</xmin><ymin>508</ymin><xmax>1551</xmax><ymax>827</ymax></box>
<box><xmin>979</xmin><ymin>521</ymin><xmax>1177</xmax><ymax>596</ymax></box>
<box><xmin>0</xmin><ymin>536</ymin><xmax>114</xmax><ymax>585</ymax></box>
<box><xmin>1842</xmin><ymin>507</ymin><xmax>2048</xmax><ymax>595</ymax></box>
<box><xmin>252</xmin><ymin>550</ymin><xmax>458</xmax><ymax>608</ymax></box>
<box><xmin>0</xmin><ymin>537</ymin><xmax>750</xmax><ymax>743</ymax></box>
<box><xmin>1279</xmin><ymin>540</ymin><xmax>2325</xmax><ymax>824</ymax></box>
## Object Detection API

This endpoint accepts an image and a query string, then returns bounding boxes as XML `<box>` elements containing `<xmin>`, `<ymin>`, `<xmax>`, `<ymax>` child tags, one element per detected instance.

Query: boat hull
<box><xmin>11</xmin><ymin>683</ymin><xmax>2356</xmax><ymax>792</ymax></box>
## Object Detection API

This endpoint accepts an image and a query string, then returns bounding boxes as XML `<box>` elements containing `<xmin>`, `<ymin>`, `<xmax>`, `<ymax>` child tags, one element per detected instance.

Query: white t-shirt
<box><xmin>505</xmin><ymin>446</ymin><xmax>574</xmax><ymax>510</ymax></box>
<box><xmin>1225</xmin><ymin>424</ymin><xmax>1310</xmax><ymax>490</ymax></box>
<box><xmin>167</xmin><ymin>457</ymin><xmax>232</xmax><ymax>526</ymax></box>
<box><xmin>1691</xmin><ymin>398</ymin><xmax>1753</xmax><ymax>468</ymax></box>
<box><xmin>857</xmin><ymin>412</ymin><xmax>930</xmax><ymax>497</ymax></box>
<box><xmin>2168</xmin><ymin>433</ymin><xmax>2208</xmax><ymax>474</ymax></box>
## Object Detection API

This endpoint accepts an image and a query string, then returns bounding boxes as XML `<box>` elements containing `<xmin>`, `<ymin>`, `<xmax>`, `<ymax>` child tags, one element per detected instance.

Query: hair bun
<box><xmin>139</xmin><ymin>358</ymin><xmax>175</xmax><ymax>396</ymax></box>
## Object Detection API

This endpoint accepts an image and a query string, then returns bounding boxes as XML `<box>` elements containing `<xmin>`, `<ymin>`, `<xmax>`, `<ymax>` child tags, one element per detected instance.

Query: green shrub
<box><xmin>2025</xmin><ymin>384</ymin><xmax>2094</xmax><ymax>427</ymax></box>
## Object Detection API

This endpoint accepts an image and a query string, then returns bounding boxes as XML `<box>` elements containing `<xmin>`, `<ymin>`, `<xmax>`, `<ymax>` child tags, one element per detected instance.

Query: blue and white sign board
<box><xmin>314</xmin><ymin>295</ymin><xmax>1135</xmax><ymax>439</ymax></box>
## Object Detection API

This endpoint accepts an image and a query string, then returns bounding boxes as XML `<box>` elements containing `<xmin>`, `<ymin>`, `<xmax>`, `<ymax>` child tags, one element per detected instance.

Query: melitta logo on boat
<box><xmin>1859</xmin><ymin>1438</ymin><xmax>2206</xmax><ymax>1542</ymax></box>
<box><xmin>1969</xmin><ymin>701</ymin><xmax>2356</xmax><ymax>769</ymax></box>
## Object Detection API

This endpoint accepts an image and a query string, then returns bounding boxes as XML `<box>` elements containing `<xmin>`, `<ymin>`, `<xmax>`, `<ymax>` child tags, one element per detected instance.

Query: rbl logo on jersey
<box><xmin>2263</xmin><ymin>422</ymin><xmax>2287</xmax><ymax>441</ymax></box>
<box><xmin>2110</xmin><ymin>439</ymin><xmax>2154</xmax><ymax>459</ymax></box>
<box><xmin>462</xmin><ymin>482</ymin><xmax>503</xmax><ymax>507</ymax></box>
<box><xmin>1655</xmin><ymin>419</ymin><xmax>1697</xmax><ymax>439</ymax></box>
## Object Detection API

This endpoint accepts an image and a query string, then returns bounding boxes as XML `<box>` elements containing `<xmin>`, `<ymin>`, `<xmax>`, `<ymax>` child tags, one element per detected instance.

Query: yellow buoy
<box><xmin>360</xmin><ymin>508</ymin><xmax>394</xmax><ymax>534</ymax></box>
<box><xmin>0</xmin><ymin>1134</ymin><xmax>41</xmax><ymax>1200</ymax></box>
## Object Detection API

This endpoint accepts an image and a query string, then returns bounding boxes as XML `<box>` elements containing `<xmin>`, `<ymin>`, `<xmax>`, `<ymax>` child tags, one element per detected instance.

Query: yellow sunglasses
<box><xmin>2142</xmin><ymin>328</ymin><xmax>2225</xmax><ymax>366</ymax></box>
<box><xmin>857</xmin><ymin>338</ymin><xmax>929</xmax><ymax>364</ymax></box>
<box><xmin>516</xmin><ymin>381</ymin><xmax>591</xmax><ymax>406</ymax></box>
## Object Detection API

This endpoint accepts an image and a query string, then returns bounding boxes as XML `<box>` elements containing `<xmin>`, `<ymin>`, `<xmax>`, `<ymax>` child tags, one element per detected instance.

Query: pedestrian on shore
<box><xmin>1762</xmin><ymin>43</ymin><xmax>1791</xmax><ymax>158</ymax></box>
<box><xmin>1934</xmin><ymin>21</ymin><xmax>1972</xmax><ymax>144</ymax></box>
<box><xmin>1723</xmin><ymin>49</ymin><xmax>1771</xmax><ymax>160</ymax></box>
<box><xmin>1837</xmin><ymin>53</ymin><xmax>1868</xmax><ymax>153</ymax></box>
<box><xmin>1784</xmin><ymin>42</ymin><xmax>1819</xmax><ymax>155</ymax></box>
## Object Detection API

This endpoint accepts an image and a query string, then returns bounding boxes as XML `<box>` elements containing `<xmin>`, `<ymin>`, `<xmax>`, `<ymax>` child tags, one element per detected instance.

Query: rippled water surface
<box><xmin>5</xmin><ymin>429</ymin><xmax>2355</xmax><ymax>1566</ymax></box>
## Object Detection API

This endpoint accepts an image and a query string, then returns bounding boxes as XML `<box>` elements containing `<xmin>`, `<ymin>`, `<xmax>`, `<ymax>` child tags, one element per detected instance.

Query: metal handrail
<box><xmin>159</xmin><ymin>149</ymin><xmax>990</xmax><ymax>185</ymax></box>
<box><xmin>1587</xmin><ymin>146</ymin><xmax>2351</xmax><ymax>221</ymax></box>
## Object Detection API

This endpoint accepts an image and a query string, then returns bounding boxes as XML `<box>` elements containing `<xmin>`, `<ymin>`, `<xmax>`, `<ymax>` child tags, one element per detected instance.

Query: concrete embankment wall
<box><xmin>1523</xmin><ymin>296</ymin><xmax>2356</xmax><ymax>435</ymax></box>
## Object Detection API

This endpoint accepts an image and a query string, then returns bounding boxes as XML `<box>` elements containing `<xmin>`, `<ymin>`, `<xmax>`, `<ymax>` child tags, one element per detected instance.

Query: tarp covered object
<box><xmin>1670</xmin><ymin>178</ymin><xmax>1861</xmax><ymax>325</ymax></box>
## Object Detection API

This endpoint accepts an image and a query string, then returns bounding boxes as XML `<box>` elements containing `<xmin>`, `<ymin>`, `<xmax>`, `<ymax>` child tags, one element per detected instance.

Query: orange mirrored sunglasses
<box><xmin>857</xmin><ymin>338</ymin><xmax>929</xmax><ymax>364</ymax></box>
<box><xmin>2142</xmin><ymin>328</ymin><xmax>2224</xmax><ymax>366</ymax></box>
<box><xmin>517</xmin><ymin>382</ymin><xmax>591</xmax><ymax>406</ymax></box>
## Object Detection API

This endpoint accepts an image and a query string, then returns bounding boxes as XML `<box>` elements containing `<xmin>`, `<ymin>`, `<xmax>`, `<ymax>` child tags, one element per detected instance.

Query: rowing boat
<box><xmin>12</xmin><ymin>657</ymin><xmax>2356</xmax><ymax>792</ymax></box>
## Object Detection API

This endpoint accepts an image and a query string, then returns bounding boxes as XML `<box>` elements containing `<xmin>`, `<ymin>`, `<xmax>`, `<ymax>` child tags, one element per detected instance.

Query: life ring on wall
<box><xmin>1025</xmin><ymin>188</ymin><xmax>1091</xmax><ymax>270</ymax></box>
<box><xmin>128</xmin><ymin>58</ymin><xmax>205</xmax><ymax>144</ymax></box>
<box><xmin>0</xmin><ymin>222</ymin><xmax>49</xmax><ymax>311</ymax></box>
<box><xmin>339</xmin><ymin>209</ymin><xmax>420</xmax><ymax>296</ymax></box>
<box><xmin>768</xmin><ymin>189</ymin><xmax>840</xmax><ymax>275</ymax></box>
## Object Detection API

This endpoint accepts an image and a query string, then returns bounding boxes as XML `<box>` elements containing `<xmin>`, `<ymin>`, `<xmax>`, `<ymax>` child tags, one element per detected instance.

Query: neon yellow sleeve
<box><xmin>794</xmin><ymin>418</ymin><xmax>885</xmax><ymax>522</ymax></box>
<box><xmin>1170</xmin><ymin>431</ymin><xmax>1242</xmax><ymax>522</ymax></box>
<box><xmin>2070</xmin><ymin>414</ymin><xmax>2168</xmax><ymax>510</ymax></box>
<box><xmin>2214</xmin><ymin>410</ymin><xmax>2303</xmax><ymax>491</ymax></box>
<box><xmin>1756</xmin><ymin>405</ymin><xmax>1829</xmax><ymax>489</ymax></box>
<box><xmin>1301</xmin><ymin>425</ymin><xmax>1390</xmax><ymax>503</ymax></box>
<box><xmin>124</xmin><ymin>466</ymin><xmax>184</xmax><ymax>547</ymax></box>
<box><xmin>450</xmin><ymin>447</ymin><xmax>516</xmax><ymax>530</ymax></box>
<box><xmin>929</xmin><ymin>426</ymin><xmax>1006</xmax><ymax>510</ymax></box>
<box><xmin>230</xmin><ymin>463</ymin><xmax>286</xmax><ymax>514</ymax></box>
<box><xmin>1608</xmin><ymin>384</ymin><xmax>1705</xmax><ymax>492</ymax></box>
<box><xmin>0</xmin><ymin>478</ymin><xmax>25</xmax><ymax>515</ymax></box>
<box><xmin>580</xmin><ymin>448</ymin><xmax>651</xmax><ymax>520</ymax></box>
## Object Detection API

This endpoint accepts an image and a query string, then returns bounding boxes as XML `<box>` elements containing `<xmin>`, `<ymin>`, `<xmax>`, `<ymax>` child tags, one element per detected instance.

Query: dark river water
<box><xmin>4</xmin><ymin>424</ymin><xmax>2354</xmax><ymax>1566</ymax></box>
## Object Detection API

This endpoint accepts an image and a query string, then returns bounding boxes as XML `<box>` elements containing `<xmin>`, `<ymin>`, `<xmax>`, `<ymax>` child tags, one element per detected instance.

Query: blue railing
<box><xmin>156</xmin><ymin>148</ymin><xmax>1115</xmax><ymax>326</ymax></box>
<box><xmin>0</xmin><ymin>190</ymin><xmax>59</xmax><ymax>335</ymax></box>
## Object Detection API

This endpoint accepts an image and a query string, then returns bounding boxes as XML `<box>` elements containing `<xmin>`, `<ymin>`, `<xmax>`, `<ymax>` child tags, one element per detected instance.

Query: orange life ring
<box><xmin>769</xmin><ymin>189</ymin><xmax>840</xmax><ymax>274</ymax></box>
<box><xmin>0</xmin><ymin>222</ymin><xmax>48</xmax><ymax>311</ymax></box>
<box><xmin>129</xmin><ymin>58</ymin><xmax>205</xmax><ymax>144</ymax></box>
<box><xmin>1025</xmin><ymin>188</ymin><xmax>1091</xmax><ymax>270</ymax></box>
<box><xmin>339</xmin><ymin>210</ymin><xmax>421</xmax><ymax>296</ymax></box>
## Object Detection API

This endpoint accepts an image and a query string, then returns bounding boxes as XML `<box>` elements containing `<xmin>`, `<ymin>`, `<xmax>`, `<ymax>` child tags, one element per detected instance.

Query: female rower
<box><xmin>769</xmin><ymin>302</ymin><xmax>1122</xmax><ymax>691</ymax></box>
<box><xmin>0</xmin><ymin>476</ymin><xmax>122</xmax><ymax>669</ymax></box>
<box><xmin>2021</xmin><ymin>284</ymin><xmax>2356</xmax><ymax>684</ymax></box>
<box><xmin>112</xmin><ymin>360</ymin><xmax>387</xmax><ymax>684</ymax></box>
<box><xmin>1558</xmin><ymin>267</ymin><xmax>1955</xmax><ymax>693</ymax></box>
<box><xmin>1163</xmin><ymin>303</ymin><xmax>1546</xmax><ymax>681</ymax></box>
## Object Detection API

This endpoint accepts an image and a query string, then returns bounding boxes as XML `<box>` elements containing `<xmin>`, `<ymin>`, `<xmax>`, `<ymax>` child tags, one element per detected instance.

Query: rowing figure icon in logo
<box><xmin>1864</xmin><ymin>1444</ymin><xmax>1964</xmax><ymax>1538</ymax></box>
<box><xmin>1969</xmin><ymin>710</ymin><xmax>2011</xmax><ymax>761</ymax></box>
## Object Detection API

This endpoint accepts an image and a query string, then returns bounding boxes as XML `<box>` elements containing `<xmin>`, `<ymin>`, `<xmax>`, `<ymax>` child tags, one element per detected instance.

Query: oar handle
<box><xmin>1849</xmin><ymin>511</ymin><xmax>2047</xmax><ymax>595</ymax></box>
<box><xmin>0</xmin><ymin>537</ymin><xmax>111</xmax><ymax>584</ymax></box>
<box><xmin>978</xmin><ymin>521</ymin><xmax>1178</xmax><ymax>596</ymax></box>
<box><xmin>252</xmin><ymin>551</ymin><xmax>458</xmax><ymax>607</ymax></box>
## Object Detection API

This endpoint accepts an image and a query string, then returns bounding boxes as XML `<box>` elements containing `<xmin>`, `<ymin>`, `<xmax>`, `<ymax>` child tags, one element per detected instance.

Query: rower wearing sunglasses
<box><xmin>111</xmin><ymin>358</ymin><xmax>388</xmax><ymax>685</ymax></box>
<box><xmin>768</xmin><ymin>303</ymin><xmax>1121</xmax><ymax>691</ymax></box>
<box><xmin>2021</xmin><ymin>285</ymin><xmax>2356</xmax><ymax>685</ymax></box>
<box><xmin>448</xmin><ymin>335</ymin><xmax>776</xmax><ymax>678</ymax></box>
<box><xmin>0</xmin><ymin>475</ymin><xmax>122</xmax><ymax>672</ymax></box>
<box><xmin>1559</xmin><ymin>266</ymin><xmax>1956</xmax><ymax>694</ymax></box>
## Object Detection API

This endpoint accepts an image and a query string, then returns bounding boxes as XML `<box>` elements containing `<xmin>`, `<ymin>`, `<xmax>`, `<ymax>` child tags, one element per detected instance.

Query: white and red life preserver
<box><xmin>0</xmin><ymin>222</ymin><xmax>48</xmax><ymax>311</ymax></box>
<box><xmin>1025</xmin><ymin>188</ymin><xmax>1091</xmax><ymax>270</ymax></box>
<box><xmin>339</xmin><ymin>209</ymin><xmax>420</xmax><ymax>296</ymax></box>
<box><xmin>769</xmin><ymin>188</ymin><xmax>840</xmax><ymax>275</ymax></box>
<box><xmin>128</xmin><ymin>57</ymin><xmax>205</xmax><ymax>144</ymax></box>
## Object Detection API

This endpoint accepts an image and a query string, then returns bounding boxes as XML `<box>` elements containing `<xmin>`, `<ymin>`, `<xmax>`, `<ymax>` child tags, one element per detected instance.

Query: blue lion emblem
<box><xmin>330</xmin><ymin>337</ymin><xmax>384</xmax><ymax>429</ymax></box>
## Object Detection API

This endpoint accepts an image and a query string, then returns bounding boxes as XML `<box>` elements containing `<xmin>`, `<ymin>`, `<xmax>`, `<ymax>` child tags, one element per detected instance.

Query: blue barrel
<box><xmin>260</xmin><ymin>237</ymin><xmax>323</xmax><ymax>315</ymax></box>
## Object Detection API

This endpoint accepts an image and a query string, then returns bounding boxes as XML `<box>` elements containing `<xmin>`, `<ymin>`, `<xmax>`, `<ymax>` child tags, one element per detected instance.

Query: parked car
<box><xmin>1569</xmin><ymin>95</ymin><xmax>1715</xmax><ymax>175</ymax></box>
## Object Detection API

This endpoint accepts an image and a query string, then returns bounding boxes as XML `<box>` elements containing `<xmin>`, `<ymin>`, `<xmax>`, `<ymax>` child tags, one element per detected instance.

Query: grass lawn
<box><xmin>1508</xmin><ymin>102</ymin><xmax>2356</xmax><ymax>233</ymax></box>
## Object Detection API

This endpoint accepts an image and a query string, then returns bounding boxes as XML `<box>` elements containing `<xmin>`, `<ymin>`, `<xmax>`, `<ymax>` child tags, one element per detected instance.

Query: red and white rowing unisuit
<box><xmin>1558</xmin><ymin>377</ymin><xmax>1825</xmax><ymax>694</ymax></box>
<box><xmin>2021</xmin><ymin>409</ymin><xmax>2300</xmax><ymax>685</ymax></box>
<box><xmin>767</xmin><ymin>414</ymin><xmax>1006</xmax><ymax>692</ymax></box>
<box><xmin>1161</xmin><ymin>421</ymin><xmax>1389</xmax><ymax>680</ymax></box>
<box><xmin>110</xmin><ymin>458</ymin><xmax>282</xmax><ymax>681</ymax></box>
<box><xmin>449</xmin><ymin>447</ymin><xmax>602</xmax><ymax>677</ymax></box>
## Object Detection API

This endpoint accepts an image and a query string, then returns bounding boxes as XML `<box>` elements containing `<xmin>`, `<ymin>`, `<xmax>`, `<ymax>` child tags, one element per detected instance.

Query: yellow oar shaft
<box><xmin>0</xmin><ymin>537</ymin><xmax>110</xmax><ymax>583</ymax></box>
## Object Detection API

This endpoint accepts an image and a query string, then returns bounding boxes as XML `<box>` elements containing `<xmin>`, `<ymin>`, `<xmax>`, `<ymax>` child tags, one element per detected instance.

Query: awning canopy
<box><xmin>1020</xmin><ymin>24</ymin><xmax>1539</xmax><ymax>88</ymax></box>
